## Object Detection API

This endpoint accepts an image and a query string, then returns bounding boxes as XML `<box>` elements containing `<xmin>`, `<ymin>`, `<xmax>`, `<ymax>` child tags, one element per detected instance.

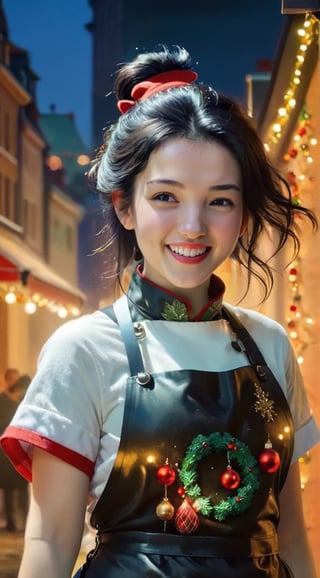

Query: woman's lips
<box><xmin>167</xmin><ymin>244</ymin><xmax>211</xmax><ymax>264</ymax></box>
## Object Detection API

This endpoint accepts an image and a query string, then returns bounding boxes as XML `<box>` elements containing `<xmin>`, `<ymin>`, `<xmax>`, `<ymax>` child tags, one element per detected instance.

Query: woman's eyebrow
<box><xmin>146</xmin><ymin>179</ymin><xmax>241</xmax><ymax>192</ymax></box>
<box><xmin>146</xmin><ymin>179</ymin><xmax>184</xmax><ymax>187</ymax></box>
<box><xmin>209</xmin><ymin>183</ymin><xmax>241</xmax><ymax>192</ymax></box>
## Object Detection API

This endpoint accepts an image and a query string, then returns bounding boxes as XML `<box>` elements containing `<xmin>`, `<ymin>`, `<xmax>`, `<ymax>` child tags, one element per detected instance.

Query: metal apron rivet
<box><xmin>136</xmin><ymin>372</ymin><xmax>151</xmax><ymax>386</ymax></box>
<box><xmin>134</xmin><ymin>323</ymin><xmax>146</xmax><ymax>339</ymax></box>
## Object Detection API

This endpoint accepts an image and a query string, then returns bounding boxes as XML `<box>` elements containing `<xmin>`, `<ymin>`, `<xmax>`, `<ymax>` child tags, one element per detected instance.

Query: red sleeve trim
<box><xmin>0</xmin><ymin>426</ymin><xmax>95</xmax><ymax>482</ymax></box>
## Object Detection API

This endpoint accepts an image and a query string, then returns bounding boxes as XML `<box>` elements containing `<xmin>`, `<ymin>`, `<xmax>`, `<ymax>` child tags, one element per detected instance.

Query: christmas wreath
<box><xmin>179</xmin><ymin>432</ymin><xmax>260</xmax><ymax>522</ymax></box>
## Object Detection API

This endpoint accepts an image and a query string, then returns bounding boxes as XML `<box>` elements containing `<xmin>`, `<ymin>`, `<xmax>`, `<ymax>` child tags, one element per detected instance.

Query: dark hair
<box><xmin>89</xmin><ymin>46</ymin><xmax>317</xmax><ymax>301</ymax></box>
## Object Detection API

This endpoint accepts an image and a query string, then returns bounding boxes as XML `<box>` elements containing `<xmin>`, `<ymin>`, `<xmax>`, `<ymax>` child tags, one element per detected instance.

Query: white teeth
<box><xmin>170</xmin><ymin>245</ymin><xmax>207</xmax><ymax>257</ymax></box>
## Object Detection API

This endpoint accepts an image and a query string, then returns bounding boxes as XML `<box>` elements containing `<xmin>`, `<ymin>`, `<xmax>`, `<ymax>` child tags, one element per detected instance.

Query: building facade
<box><xmin>0</xmin><ymin>2</ymin><xmax>86</xmax><ymax>376</ymax></box>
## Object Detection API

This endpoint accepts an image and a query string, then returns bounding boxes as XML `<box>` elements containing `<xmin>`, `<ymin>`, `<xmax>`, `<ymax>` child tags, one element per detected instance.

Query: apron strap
<box><xmin>103</xmin><ymin>296</ymin><xmax>146</xmax><ymax>377</ymax></box>
<box><xmin>222</xmin><ymin>305</ymin><xmax>268</xmax><ymax>381</ymax></box>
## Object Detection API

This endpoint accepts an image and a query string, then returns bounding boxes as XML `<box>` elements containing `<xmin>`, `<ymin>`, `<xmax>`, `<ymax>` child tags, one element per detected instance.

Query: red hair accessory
<box><xmin>117</xmin><ymin>69</ymin><xmax>198</xmax><ymax>114</ymax></box>
<box><xmin>111</xmin><ymin>190</ymin><xmax>121</xmax><ymax>206</ymax></box>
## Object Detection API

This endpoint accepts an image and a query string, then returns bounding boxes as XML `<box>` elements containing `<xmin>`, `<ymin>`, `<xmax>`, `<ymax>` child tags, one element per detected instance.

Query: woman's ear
<box><xmin>112</xmin><ymin>191</ymin><xmax>135</xmax><ymax>231</ymax></box>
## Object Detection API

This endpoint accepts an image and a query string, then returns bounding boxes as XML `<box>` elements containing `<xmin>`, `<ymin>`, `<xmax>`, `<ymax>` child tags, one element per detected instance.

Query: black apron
<box><xmin>74</xmin><ymin>297</ymin><xmax>294</xmax><ymax>577</ymax></box>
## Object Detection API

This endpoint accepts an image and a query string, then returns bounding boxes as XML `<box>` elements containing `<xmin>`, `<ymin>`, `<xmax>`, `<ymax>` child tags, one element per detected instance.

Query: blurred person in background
<box><xmin>0</xmin><ymin>374</ymin><xmax>30</xmax><ymax>532</ymax></box>
<box><xmin>0</xmin><ymin>368</ymin><xmax>20</xmax><ymax>393</ymax></box>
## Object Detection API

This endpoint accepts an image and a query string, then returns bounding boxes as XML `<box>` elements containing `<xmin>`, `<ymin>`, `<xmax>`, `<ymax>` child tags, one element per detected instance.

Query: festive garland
<box><xmin>179</xmin><ymin>432</ymin><xmax>260</xmax><ymax>522</ymax></box>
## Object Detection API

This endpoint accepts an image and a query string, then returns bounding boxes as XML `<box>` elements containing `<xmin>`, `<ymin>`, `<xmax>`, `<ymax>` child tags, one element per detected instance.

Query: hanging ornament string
<box><xmin>155</xmin><ymin>458</ymin><xmax>176</xmax><ymax>532</ymax></box>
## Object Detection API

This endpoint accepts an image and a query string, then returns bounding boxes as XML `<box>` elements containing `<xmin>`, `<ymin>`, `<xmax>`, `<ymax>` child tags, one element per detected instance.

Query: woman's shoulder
<box><xmin>37</xmin><ymin>309</ymin><xmax>121</xmax><ymax>365</ymax></box>
<box><xmin>224</xmin><ymin>303</ymin><xmax>290</xmax><ymax>357</ymax></box>
<box><xmin>225</xmin><ymin>303</ymin><xmax>288</xmax><ymax>336</ymax></box>
<box><xmin>46</xmin><ymin>309</ymin><xmax>118</xmax><ymax>342</ymax></box>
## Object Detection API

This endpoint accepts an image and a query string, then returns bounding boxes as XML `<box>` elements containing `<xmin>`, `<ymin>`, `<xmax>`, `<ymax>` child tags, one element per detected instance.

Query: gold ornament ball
<box><xmin>156</xmin><ymin>499</ymin><xmax>175</xmax><ymax>521</ymax></box>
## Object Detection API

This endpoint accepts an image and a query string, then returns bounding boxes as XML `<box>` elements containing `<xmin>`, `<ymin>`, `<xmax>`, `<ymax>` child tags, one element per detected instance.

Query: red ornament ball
<box><xmin>156</xmin><ymin>464</ymin><xmax>176</xmax><ymax>486</ymax></box>
<box><xmin>289</xmin><ymin>148</ymin><xmax>298</xmax><ymax>158</ymax></box>
<box><xmin>220</xmin><ymin>468</ymin><xmax>241</xmax><ymax>490</ymax></box>
<box><xmin>258</xmin><ymin>449</ymin><xmax>280</xmax><ymax>474</ymax></box>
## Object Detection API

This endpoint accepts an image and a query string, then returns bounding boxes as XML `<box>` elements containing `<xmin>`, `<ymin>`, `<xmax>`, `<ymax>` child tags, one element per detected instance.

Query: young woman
<box><xmin>1</xmin><ymin>46</ymin><xmax>319</xmax><ymax>578</ymax></box>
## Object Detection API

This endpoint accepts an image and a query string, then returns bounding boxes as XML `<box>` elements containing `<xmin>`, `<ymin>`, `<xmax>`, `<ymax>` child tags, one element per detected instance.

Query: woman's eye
<box><xmin>153</xmin><ymin>192</ymin><xmax>176</xmax><ymax>202</ymax></box>
<box><xmin>210</xmin><ymin>198</ymin><xmax>234</xmax><ymax>207</ymax></box>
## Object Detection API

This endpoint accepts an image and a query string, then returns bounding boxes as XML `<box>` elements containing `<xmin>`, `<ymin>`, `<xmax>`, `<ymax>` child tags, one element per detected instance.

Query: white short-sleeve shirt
<box><xmin>2</xmin><ymin>304</ymin><xmax>319</xmax><ymax>509</ymax></box>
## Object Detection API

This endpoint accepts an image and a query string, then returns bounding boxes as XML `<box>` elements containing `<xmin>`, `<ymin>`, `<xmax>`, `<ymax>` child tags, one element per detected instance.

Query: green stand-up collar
<box><xmin>127</xmin><ymin>263</ymin><xmax>225</xmax><ymax>322</ymax></box>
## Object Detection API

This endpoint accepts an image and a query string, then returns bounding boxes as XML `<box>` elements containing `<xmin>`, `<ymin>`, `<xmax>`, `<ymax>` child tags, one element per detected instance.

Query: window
<box><xmin>4</xmin><ymin>111</ymin><xmax>10</xmax><ymax>152</ymax></box>
<box><xmin>23</xmin><ymin>198</ymin><xmax>37</xmax><ymax>240</ymax></box>
<box><xmin>65</xmin><ymin>225</ymin><xmax>73</xmax><ymax>251</ymax></box>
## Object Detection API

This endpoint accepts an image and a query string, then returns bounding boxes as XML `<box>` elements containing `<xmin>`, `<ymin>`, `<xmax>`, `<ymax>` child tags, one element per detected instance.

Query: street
<box><xmin>0</xmin><ymin>529</ymin><xmax>90</xmax><ymax>578</ymax></box>
<box><xmin>0</xmin><ymin>530</ymin><xmax>23</xmax><ymax>578</ymax></box>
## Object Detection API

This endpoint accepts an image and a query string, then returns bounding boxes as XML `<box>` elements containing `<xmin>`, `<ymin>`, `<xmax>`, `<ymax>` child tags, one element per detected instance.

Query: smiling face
<box><xmin>117</xmin><ymin>138</ymin><xmax>245</xmax><ymax>313</ymax></box>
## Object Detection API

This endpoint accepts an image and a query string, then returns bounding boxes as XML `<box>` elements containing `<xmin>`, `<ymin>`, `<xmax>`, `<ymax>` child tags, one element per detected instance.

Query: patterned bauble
<box><xmin>175</xmin><ymin>498</ymin><xmax>200</xmax><ymax>534</ymax></box>
<box><xmin>258</xmin><ymin>448</ymin><xmax>280</xmax><ymax>474</ymax></box>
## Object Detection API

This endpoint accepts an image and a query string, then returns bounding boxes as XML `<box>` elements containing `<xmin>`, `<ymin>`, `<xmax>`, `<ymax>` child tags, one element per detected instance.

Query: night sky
<box><xmin>4</xmin><ymin>1</ymin><xmax>285</xmax><ymax>148</ymax></box>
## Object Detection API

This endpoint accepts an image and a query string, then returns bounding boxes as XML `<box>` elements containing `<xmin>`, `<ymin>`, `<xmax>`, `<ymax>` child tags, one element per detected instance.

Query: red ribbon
<box><xmin>117</xmin><ymin>69</ymin><xmax>198</xmax><ymax>114</ymax></box>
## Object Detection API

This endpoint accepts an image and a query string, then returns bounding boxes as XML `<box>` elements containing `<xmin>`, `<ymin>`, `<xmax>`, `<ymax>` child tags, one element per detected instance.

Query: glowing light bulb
<box><xmin>24</xmin><ymin>301</ymin><xmax>37</xmax><ymax>315</ymax></box>
<box><xmin>273</xmin><ymin>123</ymin><xmax>282</xmax><ymax>134</ymax></box>
<box><xmin>5</xmin><ymin>292</ymin><xmax>16</xmax><ymax>304</ymax></box>
<box><xmin>146</xmin><ymin>455</ymin><xmax>156</xmax><ymax>464</ymax></box>
<box><xmin>70</xmin><ymin>306</ymin><xmax>80</xmax><ymax>317</ymax></box>
<box><xmin>77</xmin><ymin>154</ymin><xmax>90</xmax><ymax>166</ymax></box>
<box><xmin>47</xmin><ymin>155</ymin><xmax>63</xmax><ymax>171</ymax></box>
<box><xmin>58</xmin><ymin>307</ymin><xmax>68</xmax><ymax>319</ymax></box>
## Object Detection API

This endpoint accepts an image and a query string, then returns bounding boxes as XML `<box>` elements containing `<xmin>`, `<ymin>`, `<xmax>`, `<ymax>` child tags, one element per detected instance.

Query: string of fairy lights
<box><xmin>0</xmin><ymin>265</ymin><xmax>82</xmax><ymax>318</ymax></box>
<box><xmin>264</xmin><ymin>13</ymin><xmax>319</xmax><ymax>150</ymax></box>
<box><xmin>263</xmin><ymin>12</ymin><xmax>319</xmax><ymax>364</ymax></box>
<box><xmin>0</xmin><ymin>279</ymin><xmax>81</xmax><ymax>319</ymax></box>
<box><xmin>284</xmin><ymin>104</ymin><xmax>316</xmax><ymax>364</ymax></box>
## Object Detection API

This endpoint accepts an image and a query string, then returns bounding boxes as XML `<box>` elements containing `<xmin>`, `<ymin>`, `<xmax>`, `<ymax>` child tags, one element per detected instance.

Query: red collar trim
<box><xmin>136</xmin><ymin>263</ymin><xmax>224</xmax><ymax>321</ymax></box>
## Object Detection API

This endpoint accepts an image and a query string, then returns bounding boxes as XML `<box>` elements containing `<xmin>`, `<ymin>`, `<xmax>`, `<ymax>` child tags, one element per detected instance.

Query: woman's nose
<box><xmin>177</xmin><ymin>206</ymin><xmax>207</xmax><ymax>239</ymax></box>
